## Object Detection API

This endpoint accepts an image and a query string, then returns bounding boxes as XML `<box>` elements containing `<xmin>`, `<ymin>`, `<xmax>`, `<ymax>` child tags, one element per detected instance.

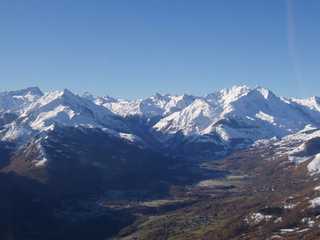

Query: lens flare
<box><xmin>286</xmin><ymin>0</ymin><xmax>303</xmax><ymax>91</ymax></box>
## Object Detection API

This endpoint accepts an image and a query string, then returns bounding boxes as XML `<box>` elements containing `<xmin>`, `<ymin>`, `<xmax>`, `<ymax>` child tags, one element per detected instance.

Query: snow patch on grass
<box><xmin>310</xmin><ymin>197</ymin><xmax>320</xmax><ymax>208</ymax></box>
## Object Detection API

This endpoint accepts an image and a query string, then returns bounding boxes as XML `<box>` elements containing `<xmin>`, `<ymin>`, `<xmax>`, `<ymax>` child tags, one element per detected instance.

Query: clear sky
<box><xmin>0</xmin><ymin>0</ymin><xmax>319</xmax><ymax>99</ymax></box>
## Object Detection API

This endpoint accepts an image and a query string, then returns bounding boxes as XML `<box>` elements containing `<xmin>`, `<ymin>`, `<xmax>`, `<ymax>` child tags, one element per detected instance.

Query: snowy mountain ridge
<box><xmin>1</xmin><ymin>85</ymin><xmax>320</xmax><ymax>155</ymax></box>
<box><xmin>153</xmin><ymin>85</ymin><xmax>320</xmax><ymax>142</ymax></box>
<box><xmin>0</xmin><ymin>89</ymin><xmax>129</xmax><ymax>142</ymax></box>
<box><xmin>0</xmin><ymin>87</ymin><xmax>43</xmax><ymax>113</ymax></box>
<box><xmin>95</xmin><ymin>92</ymin><xmax>196</xmax><ymax>118</ymax></box>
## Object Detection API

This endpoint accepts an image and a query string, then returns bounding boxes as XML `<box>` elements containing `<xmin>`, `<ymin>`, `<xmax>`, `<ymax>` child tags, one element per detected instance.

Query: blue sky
<box><xmin>0</xmin><ymin>0</ymin><xmax>319</xmax><ymax>99</ymax></box>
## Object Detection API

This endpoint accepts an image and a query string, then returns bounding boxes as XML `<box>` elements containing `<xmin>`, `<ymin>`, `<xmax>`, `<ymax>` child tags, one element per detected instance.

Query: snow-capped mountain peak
<box><xmin>255</xmin><ymin>86</ymin><xmax>274</xmax><ymax>100</ymax></box>
<box><xmin>291</xmin><ymin>96</ymin><xmax>320</xmax><ymax>112</ymax></box>
<box><xmin>95</xmin><ymin>92</ymin><xmax>195</xmax><ymax>118</ymax></box>
<box><xmin>152</xmin><ymin>85</ymin><xmax>320</xmax><ymax>147</ymax></box>
<box><xmin>4</xmin><ymin>86</ymin><xmax>43</xmax><ymax>97</ymax></box>
<box><xmin>21</xmin><ymin>89</ymin><xmax>125</xmax><ymax>131</ymax></box>
<box><xmin>0</xmin><ymin>87</ymin><xmax>43</xmax><ymax>113</ymax></box>
<box><xmin>0</xmin><ymin>89</ymin><xmax>130</xmax><ymax>143</ymax></box>
<box><xmin>218</xmin><ymin>85</ymin><xmax>252</xmax><ymax>104</ymax></box>
<box><xmin>153</xmin><ymin>98</ymin><xmax>214</xmax><ymax>135</ymax></box>
<box><xmin>24</xmin><ymin>89</ymin><xmax>93</xmax><ymax>113</ymax></box>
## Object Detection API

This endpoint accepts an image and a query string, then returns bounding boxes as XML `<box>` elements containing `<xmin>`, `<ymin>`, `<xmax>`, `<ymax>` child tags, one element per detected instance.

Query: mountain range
<box><xmin>2</xmin><ymin>85</ymin><xmax>320</xmax><ymax>239</ymax></box>
<box><xmin>2</xmin><ymin>85</ymin><xmax>320</xmax><ymax>156</ymax></box>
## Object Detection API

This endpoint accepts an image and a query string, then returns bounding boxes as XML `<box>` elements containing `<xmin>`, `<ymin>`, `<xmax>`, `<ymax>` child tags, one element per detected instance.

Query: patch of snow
<box><xmin>307</xmin><ymin>154</ymin><xmax>320</xmax><ymax>175</ymax></box>
<box><xmin>197</xmin><ymin>179</ymin><xmax>220</xmax><ymax>188</ymax></box>
<box><xmin>255</xmin><ymin>111</ymin><xmax>275</xmax><ymax>124</ymax></box>
<box><xmin>280</xmin><ymin>228</ymin><xmax>299</xmax><ymax>234</ymax></box>
<box><xmin>283</xmin><ymin>203</ymin><xmax>297</xmax><ymax>209</ymax></box>
<box><xmin>269</xmin><ymin>235</ymin><xmax>283</xmax><ymax>240</ymax></box>
<box><xmin>301</xmin><ymin>217</ymin><xmax>315</xmax><ymax>228</ymax></box>
<box><xmin>34</xmin><ymin>158</ymin><xmax>48</xmax><ymax>167</ymax></box>
<box><xmin>245</xmin><ymin>212</ymin><xmax>273</xmax><ymax>225</ymax></box>
<box><xmin>119</xmin><ymin>133</ymin><xmax>143</xmax><ymax>144</ymax></box>
<box><xmin>288</xmin><ymin>156</ymin><xmax>311</xmax><ymax>165</ymax></box>
<box><xmin>301</xmin><ymin>124</ymin><xmax>318</xmax><ymax>133</ymax></box>
<box><xmin>288</xmin><ymin>142</ymin><xmax>307</xmax><ymax>155</ymax></box>
<box><xmin>274</xmin><ymin>217</ymin><xmax>283</xmax><ymax>223</ymax></box>
<box><xmin>252</xmin><ymin>138</ymin><xmax>272</xmax><ymax>147</ymax></box>
<box><xmin>310</xmin><ymin>197</ymin><xmax>320</xmax><ymax>208</ymax></box>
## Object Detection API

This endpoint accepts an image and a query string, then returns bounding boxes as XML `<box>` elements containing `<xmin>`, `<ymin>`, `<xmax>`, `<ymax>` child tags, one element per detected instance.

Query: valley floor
<box><xmin>110</xmin><ymin>147</ymin><xmax>320</xmax><ymax>240</ymax></box>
